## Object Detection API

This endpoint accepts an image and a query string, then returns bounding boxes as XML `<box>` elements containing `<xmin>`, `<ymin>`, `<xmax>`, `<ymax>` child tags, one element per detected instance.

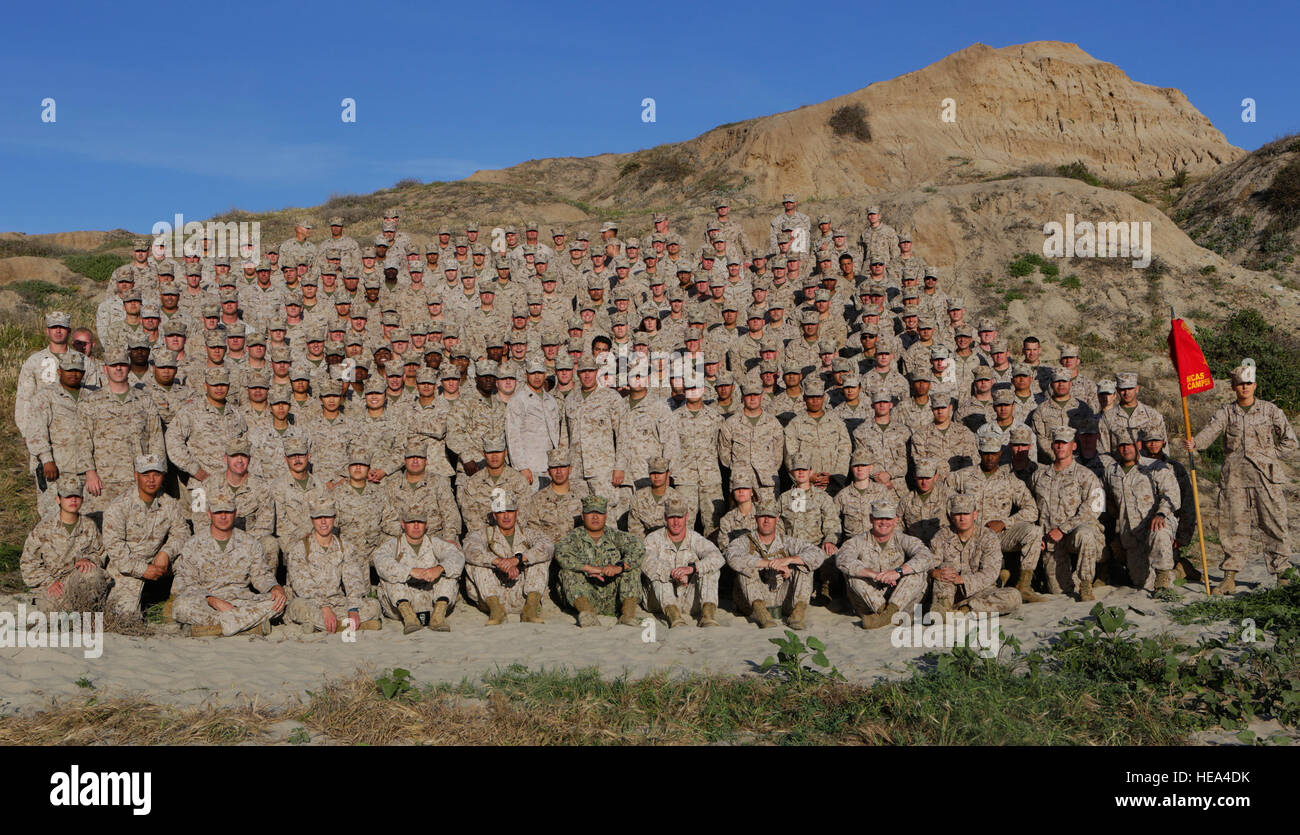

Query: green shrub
<box><xmin>827</xmin><ymin>104</ymin><xmax>872</xmax><ymax>142</ymax></box>
<box><xmin>1199</xmin><ymin>264</ymin><xmax>1217</xmax><ymax>275</ymax></box>
<box><xmin>1056</xmin><ymin>161</ymin><xmax>1102</xmax><ymax>187</ymax></box>
<box><xmin>8</xmin><ymin>280</ymin><xmax>74</xmax><ymax>307</ymax></box>
<box><xmin>1262</xmin><ymin>158</ymin><xmax>1300</xmax><ymax>219</ymax></box>
<box><xmin>62</xmin><ymin>253</ymin><xmax>127</xmax><ymax>282</ymax></box>
<box><xmin>1196</xmin><ymin>308</ymin><xmax>1300</xmax><ymax>412</ymax></box>
<box><xmin>1060</xmin><ymin>275</ymin><xmax>1082</xmax><ymax>290</ymax></box>
<box><xmin>1040</xmin><ymin>262</ymin><xmax>1060</xmax><ymax>278</ymax></box>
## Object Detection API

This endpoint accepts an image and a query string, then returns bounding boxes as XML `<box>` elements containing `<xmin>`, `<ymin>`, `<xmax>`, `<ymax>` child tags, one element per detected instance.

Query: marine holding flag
<box><xmin>1179</xmin><ymin>324</ymin><xmax>1299</xmax><ymax>593</ymax></box>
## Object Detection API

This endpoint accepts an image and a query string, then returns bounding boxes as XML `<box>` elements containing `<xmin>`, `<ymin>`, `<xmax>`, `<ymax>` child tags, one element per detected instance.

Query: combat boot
<box><xmin>520</xmin><ymin>592</ymin><xmax>544</xmax><ymax>623</ymax></box>
<box><xmin>1015</xmin><ymin>569</ymin><xmax>1047</xmax><ymax>603</ymax></box>
<box><xmin>573</xmin><ymin>596</ymin><xmax>599</xmax><ymax>627</ymax></box>
<box><xmin>1153</xmin><ymin>570</ymin><xmax>1173</xmax><ymax>592</ymax></box>
<box><xmin>1093</xmin><ymin>562</ymin><xmax>1110</xmax><ymax>588</ymax></box>
<box><xmin>188</xmin><ymin>624</ymin><xmax>222</xmax><ymax>638</ymax></box>
<box><xmin>252</xmin><ymin>617</ymin><xmax>273</xmax><ymax>636</ymax></box>
<box><xmin>357</xmin><ymin>619</ymin><xmax>382</xmax><ymax>630</ymax></box>
<box><xmin>750</xmin><ymin>600</ymin><xmax>777</xmax><ymax>628</ymax></box>
<box><xmin>786</xmin><ymin>601</ymin><xmax>808</xmax><ymax>631</ymax></box>
<box><xmin>997</xmin><ymin>569</ymin><xmax>1012</xmax><ymax>587</ymax></box>
<box><xmin>1077</xmin><ymin>579</ymin><xmax>1095</xmax><ymax>602</ymax></box>
<box><xmin>859</xmin><ymin>603</ymin><xmax>898</xmax><ymax>630</ymax></box>
<box><xmin>397</xmin><ymin>600</ymin><xmax>422</xmax><ymax>634</ymax></box>
<box><xmin>483</xmin><ymin>596</ymin><xmax>507</xmax><ymax>626</ymax></box>
<box><xmin>161</xmin><ymin>594</ymin><xmax>175</xmax><ymax>622</ymax></box>
<box><xmin>698</xmin><ymin>602</ymin><xmax>719</xmax><ymax>627</ymax></box>
<box><xmin>617</xmin><ymin>598</ymin><xmax>640</xmax><ymax>627</ymax></box>
<box><xmin>663</xmin><ymin>605</ymin><xmax>687</xmax><ymax>628</ymax></box>
<box><xmin>428</xmin><ymin>600</ymin><xmax>451</xmax><ymax>632</ymax></box>
<box><xmin>1212</xmin><ymin>571</ymin><xmax>1237</xmax><ymax>596</ymax></box>
<box><xmin>1174</xmin><ymin>556</ymin><xmax>1202</xmax><ymax>583</ymax></box>
<box><xmin>1279</xmin><ymin>575</ymin><xmax>1292</xmax><ymax>588</ymax></box>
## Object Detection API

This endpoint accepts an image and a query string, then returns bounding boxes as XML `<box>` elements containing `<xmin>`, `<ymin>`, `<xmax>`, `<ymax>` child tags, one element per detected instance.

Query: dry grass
<box><xmin>0</xmin><ymin>697</ymin><xmax>275</xmax><ymax>745</ymax></box>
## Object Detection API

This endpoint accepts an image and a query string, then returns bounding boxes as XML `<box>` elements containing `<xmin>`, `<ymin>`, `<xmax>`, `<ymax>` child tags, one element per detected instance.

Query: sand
<box><xmin>0</xmin><ymin>558</ymin><xmax>1277</xmax><ymax>718</ymax></box>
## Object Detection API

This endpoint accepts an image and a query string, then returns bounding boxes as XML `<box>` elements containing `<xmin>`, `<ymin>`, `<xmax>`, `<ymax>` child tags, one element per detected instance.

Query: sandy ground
<box><xmin>0</xmin><ymin>557</ymin><xmax>1287</xmax><ymax>721</ymax></box>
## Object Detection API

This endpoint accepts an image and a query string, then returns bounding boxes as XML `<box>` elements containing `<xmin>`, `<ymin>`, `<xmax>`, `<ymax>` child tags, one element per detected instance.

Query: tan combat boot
<box><xmin>188</xmin><ymin>624</ymin><xmax>223</xmax><ymax>638</ymax></box>
<box><xmin>251</xmin><ymin>617</ymin><xmax>273</xmax><ymax>637</ymax></box>
<box><xmin>428</xmin><ymin>600</ymin><xmax>451</xmax><ymax>632</ymax></box>
<box><xmin>520</xmin><ymin>592</ymin><xmax>544</xmax><ymax>623</ymax></box>
<box><xmin>1016</xmin><ymin>569</ymin><xmax>1047</xmax><ymax>603</ymax></box>
<box><xmin>698</xmin><ymin>602</ymin><xmax>719</xmax><ymax>627</ymax></box>
<box><xmin>786</xmin><ymin>601</ymin><xmax>808</xmax><ymax>630</ymax></box>
<box><xmin>618</xmin><ymin>598</ymin><xmax>640</xmax><ymax>627</ymax></box>
<box><xmin>573</xmin><ymin>596</ymin><xmax>599</xmax><ymax>627</ymax></box>
<box><xmin>663</xmin><ymin>605</ymin><xmax>687</xmax><ymax>628</ymax></box>
<box><xmin>161</xmin><ymin>595</ymin><xmax>176</xmax><ymax>622</ymax></box>
<box><xmin>1212</xmin><ymin>571</ymin><xmax>1237</xmax><ymax>596</ymax></box>
<box><xmin>997</xmin><ymin>569</ymin><xmax>1012</xmax><ymax>587</ymax></box>
<box><xmin>1279</xmin><ymin>575</ymin><xmax>1292</xmax><ymax>588</ymax></box>
<box><xmin>750</xmin><ymin>600</ymin><xmax>777</xmax><ymax>628</ymax></box>
<box><xmin>1174</xmin><ymin>556</ymin><xmax>1202</xmax><ymax>583</ymax></box>
<box><xmin>1153</xmin><ymin>570</ymin><xmax>1173</xmax><ymax>592</ymax></box>
<box><xmin>483</xmin><ymin>596</ymin><xmax>507</xmax><ymax>626</ymax></box>
<box><xmin>397</xmin><ymin>600</ymin><xmax>422</xmax><ymax>634</ymax></box>
<box><xmin>1077</xmin><ymin>579</ymin><xmax>1095</xmax><ymax>602</ymax></box>
<box><xmin>859</xmin><ymin>603</ymin><xmax>898</xmax><ymax>630</ymax></box>
<box><xmin>356</xmin><ymin>619</ymin><xmax>382</xmax><ymax>631</ymax></box>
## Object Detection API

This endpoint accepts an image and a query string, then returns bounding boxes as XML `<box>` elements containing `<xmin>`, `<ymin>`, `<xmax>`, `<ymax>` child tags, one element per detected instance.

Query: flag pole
<box><xmin>1172</xmin><ymin>308</ymin><xmax>1213</xmax><ymax>595</ymax></box>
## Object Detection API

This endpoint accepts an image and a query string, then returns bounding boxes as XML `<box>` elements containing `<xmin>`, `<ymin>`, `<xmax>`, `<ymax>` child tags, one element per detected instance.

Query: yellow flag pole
<box><xmin>1180</xmin><ymin>394</ymin><xmax>1213</xmax><ymax>595</ymax></box>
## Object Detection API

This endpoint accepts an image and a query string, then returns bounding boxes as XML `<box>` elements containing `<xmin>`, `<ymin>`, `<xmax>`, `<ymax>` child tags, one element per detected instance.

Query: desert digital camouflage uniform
<box><xmin>907</xmin><ymin>421</ymin><xmax>978</xmax><ymax>480</ymax></box>
<box><xmin>566</xmin><ymin>384</ymin><xmax>628</xmax><ymax>500</ymax></box>
<box><xmin>1103</xmin><ymin>455</ymin><xmax>1180</xmax><ymax>589</ymax></box>
<box><xmin>835</xmin><ymin>481</ymin><xmax>899</xmax><ymax>538</ymax></box>
<box><xmin>21</xmin><ymin>512</ymin><xmax>109</xmax><ymax>613</ymax></box>
<box><xmin>768</xmin><ymin>387</ymin><xmax>805</xmax><ymax>426</ymax></box>
<box><xmin>640</xmin><ymin>528</ymin><xmax>724</xmax><ymax>617</ymax></box>
<box><xmin>384</xmin><ymin>475</ymin><xmax>462</xmax><ymax>543</ymax></box>
<box><xmin>717</xmin><ymin>504</ymin><xmax>757</xmax><ymax>545</ymax></box>
<box><xmin>725</xmin><ymin>530</ymin><xmax>826</xmax><ymax>614</ymax></box>
<box><xmin>671</xmin><ymin>402</ymin><xmax>726</xmax><ymax>535</ymax></box>
<box><xmin>1029</xmin><ymin>396</ymin><xmax>1095</xmax><ymax>462</ymax></box>
<box><xmin>372</xmin><ymin>533</ymin><xmax>465</xmax><ymax>616</ymax></box>
<box><xmin>271</xmin><ymin>472</ymin><xmax>329</xmax><ymax>557</ymax></box>
<box><xmin>626</xmin><ymin>484</ymin><xmax>693</xmax><ymax>537</ymax></box>
<box><xmin>948</xmin><ymin>465</ymin><xmax>1043</xmax><ymax>574</ymax></box>
<box><xmin>859</xmin><ymin>223</ymin><xmax>900</xmax><ymax>268</ymax></box>
<box><xmin>894</xmin><ymin>396</ymin><xmax>940</xmax><ymax>433</ymax></box>
<box><xmin>353</xmin><ymin>410</ymin><xmax>403</xmax><ymax>478</ymax></box>
<box><xmin>852</xmin><ymin>419</ymin><xmax>912</xmax><ymax>482</ymax></box>
<box><xmin>457</xmin><ymin>466</ymin><xmax>531</xmax><ymax>535</ymax></box>
<box><xmin>278</xmin><ymin>239</ymin><xmax>318</xmax><ymax>276</ymax></box>
<box><xmin>553</xmin><ymin>526</ymin><xmax>646</xmax><ymax>615</ymax></box>
<box><xmin>900</xmin><ymin>480</ymin><xmax>951</xmax><ymax>545</ymax></box>
<box><xmin>172</xmin><ymin>528</ymin><xmax>281</xmax><ymax>635</ymax></box>
<box><xmin>15</xmin><ymin>348</ymin><xmax>86</xmax><ymax>440</ymax></box>
<box><xmin>719</xmin><ymin>409</ymin><xmax>784</xmax><ymax>501</ymax></box>
<box><xmin>783</xmin><ymin>411</ymin><xmax>851</xmax><ymax>490</ymax></box>
<box><xmin>1097</xmin><ymin>402</ymin><xmax>1168</xmax><ymax>457</ymax></box>
<box><xmin>300</xmin><ymin>411</ymin><xmax>356</xmax><ymax>483</ymax></box>
<box><xmin>461</xmin><ymin>523</ymin><xmax>554</xmax><ymax>614</ymax></box>
<box><xmin>331</xmin><ymin>480</ymin><xmax>400</xmax><ymax>557</ymax></box>
<box><xmin>769</xmin><ymin>210</ymin><xmax>811</xmax><ymax>253</ymax></box>
<box><xmin>283</xmin><ymin>534</ymin><xmax>381</xmax><ymax>630</ymax></box>
<box><xmin>398</xmin><ymin>399</ymin><xmax>456</xmax><ymax>478</ymax></box>
<box><xmin>195</xmin><ymin>474</ymin><xmax>277</xmax><ymax>571</ymax></box>
<box><xmin>778</xmin><ymin>486</ymin><xmax>840</xmax><ymax>547</ymax></box>
<box><xmin>26</xmin><ymin>382</ymin><xmax>89</xmax><ymax>517</ymax></box>
<box><xmin>102</xmin><ymin>489</ymin><xmax>190</xmax><ymax>621</ymax></box>
<box><xmin>618</xmin><ymin>395</ymin><xmax>682</xmax><ymax>488</ymax></box>
<box><xmin>142</xmin><ymin>375</ymin><xmax>194</xmax><ymax>427</ymax></box>
<box><xmin>520</xmin><ymin>482</ymin><xmax>586</xmax><ymax>546</ymax></box>
<box><xmin>1030</xmin><ymin>460</ymin><xmax>1106</xmax><ymax>595</ymax></box>
<box><xmin>836</xmin><ymin>527</ymin><xmax>936</xmax><ymax>614</ymax></box>
<box><xmin>451</xmin><ymin>393</ymin><xmax>506</xmax><ymax>471</ymax></box>
<box><xmin>929</xmin><ymin>525</ymin><xmax>1022</xmax><ymax>613</ymax></box>
<box><xmin>78</xmin><ymin>384</ymin><xmax>166</xmax><ymax>507</ymax></box>
<box><xmin>167</xmin><ymin>398</ymin><xmax>249</xmax><ymax>479</ymax></box>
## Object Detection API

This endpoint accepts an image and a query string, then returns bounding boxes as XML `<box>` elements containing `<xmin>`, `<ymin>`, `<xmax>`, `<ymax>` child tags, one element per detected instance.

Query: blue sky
<box><xmin>1</xmin><ymin>0</ymin><xmax>1294</xmax><ymax>233</ymax></box>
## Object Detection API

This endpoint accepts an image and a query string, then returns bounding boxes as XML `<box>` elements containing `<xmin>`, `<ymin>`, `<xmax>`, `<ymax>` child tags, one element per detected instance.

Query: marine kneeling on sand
<box><xmin>461</xmin><ymin>492</ymin><xmax>552</xmax><ymax>625</ymax></box>
<box><xmin>283</xmin><ymin>496</ymin><xmax>383</xmax><ymax>634</ymax></box>
<box><xmin>172</xmin><ymin>491</ymin><xmax>287</xmax><ymax>638</ymax></box>
<box><xmin>640</xmin><ymin>498</ymin><xmax>724</xmax><ymax>628</ymax></box>
<box><xmin>373</xmin><ymin>506</ymin><xmax>465</xmax><ymax>634</ymax></box>
<box><xmin>724</xmin><ymin>499</ymin><xmax>825</xmax><ymax>630</ymax></box>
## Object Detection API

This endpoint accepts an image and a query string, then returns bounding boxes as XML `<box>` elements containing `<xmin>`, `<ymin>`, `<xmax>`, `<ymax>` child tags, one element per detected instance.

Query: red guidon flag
<box><xmin>1169</xmin><ymin>318</ymin><xmax>1214</xmax><ymax>397</ymax></box>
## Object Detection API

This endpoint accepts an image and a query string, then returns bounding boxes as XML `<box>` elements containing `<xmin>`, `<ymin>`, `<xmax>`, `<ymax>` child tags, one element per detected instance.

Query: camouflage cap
<box><xmin>1139</xmin><ymin>425</ymin><xmax>1168</xmax><ymax>443</ymax></box>
<box><xmin>269</xmin><ymin>346</ymin><xmax>292</xmax><ymax>363</ymax></box>
<box><xmin>491</xmin><ymin>490</ymin><xmax>519</xmax><ymax>513</ymax></box>
<box><xmin>576</xmin><ymin>355</ymin><xmax>598</xmax><ymax>372</ymax></box>
<box><xmin>869</xmin><ymin>500</ymin><xmax>897</xmax><ymax>519</ymax></box>
<box><xmin>282</xmin><ymin>437</ymin><xmax>310</xmax><ymax>457</ymax></box>
<box><xmin>208</xmin><ymin>491</ymin><xmax>237</xmax><ymax>514</ymax></box>
<box><xmin>245</xmin><ymin>369</ymin><xmax>271</xmax><ymax>389</ymax></box>
<box><xmin>914</xmin><ymin>460</ymin><xmax>939</xmax><ymax>479</ymax></box>
<box><xmin>842</xmin><ymin>374</ymin><xmax>861</xmax><ymax>388</ymax></box>
<box><xmin>1230</xmin><ymin>360</ymin><xmax>1256</xmax><ymax>385</ymax></box>
<box><xmin>1097</xmin><ymin>378</ymin><xmax>1117</xmax><ymax>395</ymax></box>
<box><xmin>134</xmin><ymin>453</ymin><xmax>166</xmax><ymax>473</ymax></box>
<box><xmin>439</xmin><ymin>365</ymin><xmax>461</xmax><ymax>381</ymax></box>
<box><xmin>55</xmin><ymin>474</ymin><xmax>85</xmax><ymax>498</ymax></box>
<box><xmin>1009</xmin><ymin>426</ymin><xmax>1034</xmax><ymax>445</ymax></box>
<box><xmin>102</xmin><ymin>348</ymin><xmax>130</xmax><ymax>366</ymax></box>
<box><xmin>1010</xmin><ymin>363</ymin><xmax>1032</xmax><ymax>378</ymax></box>
<box><xmin>973</xmin><ymin>366</ymin><xmax>996</xmax><ymax>381</ymax></box>
<box><xmin>948</xmin><ymin>494</ymin><xmax>976</xmax><ymax>515</ymax></box>
<box><xmin>754</xmin><ymin>498</ymin><xmax>780</xmax><ymax>518</ymax></box>
<box><xmin>204</xmin><ymin>367</ymin><xmax>231</xmax><ymax>386</ymax></box>
<box><xmin>546</xmin><ymin>447</ymin><xmax>572</xmax><ymax>468</ymax></box>
<box><xmin>45</xmin><ymin>311</ymin><xmax>71</xmax><ymax>328</ymax></box>
<box><xmin>363</xmin><ymin>377</ymin><xmax>386</xmax><ymax>395</ymax></box>
<box><xmin>789</xmin><ymin>452</ymin><xmax>811</xmax><ymax>471</ymax></box>
<box><xmin>1116</xmin><ymin>372</ymin><xmax>1139</xmax><ymax>389</ymax></box>
<box><xmin>401</xmin><ymin>505</ymin><xmax>428</xmax><ymax>524</ymax></box>
<box><xmin>1051</xmin><ymin>426</ymin><xmax>1077</xmax><ymax>443</ymax></box>
<box><xmin>906</xmin><ymin>369</ymin><xmax>934</xmax><ymax>383</ymax></box>
<box><xmin>1058</xmin><ymin>343</ymin><xmax>1080</xmax><ymax>359</ymax></box>
<box><xmin>992</xmin><ymin>388</ymin><xmax>1016</xmax><ymax>406</ymax></box>
<box><xmin>151</xmin><ymin>349</ymin><xmax>179</xmax><ymax>368</ymax></box>
<box><xmin>646</xmin><ymin>456</ymin><xmax>670</xmax><ymax>474</ymax></box>
<box><xmin>799</xmin><ymin>310</ymin><xmax>819</xmax><ymax>325</ymax></box>
<box><xmin>309</xmin><ymin>497</ymin><xmax>337</xmax><ymax>519</ymax></box>
<box><xmin>803</xmin><ymin>378</ymin><xmax>826</xmax><ymax>397</ymax></box>
<box><xmin>871</xmin><ymin>388</ymin><xmax>893</xmax><ymax>404</ymax></box>
<box><xmin>121</xmin><ymin>287</ymin><xmax>144</xmax><ymax>303</ymax></box>
<box><xmin>1051</xmin><ymin>367</ymin><xmax>1072</xmax><ymax>383</ymax></box>
<box><xmin>481</xmin><ymin>434</ymin><xmax>507</xmax><ymax>453</ymax></box>
<box><xmin>849</xmin><ymin>449</ymin><xmax>876</xmax><ymax>468</ymax></box>
<box><xmin>474</xmin><ymin>359</ymin><xmax>499</xmax><ymax>377</ymax></box>
<box><xmin>581</xmin><ymin>495</ymin><xmax>609</xmax><ymax>514</ymax></box>
<box><xmin>977</xmin><ymin>435</ymin><xmax>1004</xmax><ymax>454</ymax></box>
<box><xmin>269</xmin><ymin>385</ymin><xmax>295</xmax><ymax>404</ymax></box>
